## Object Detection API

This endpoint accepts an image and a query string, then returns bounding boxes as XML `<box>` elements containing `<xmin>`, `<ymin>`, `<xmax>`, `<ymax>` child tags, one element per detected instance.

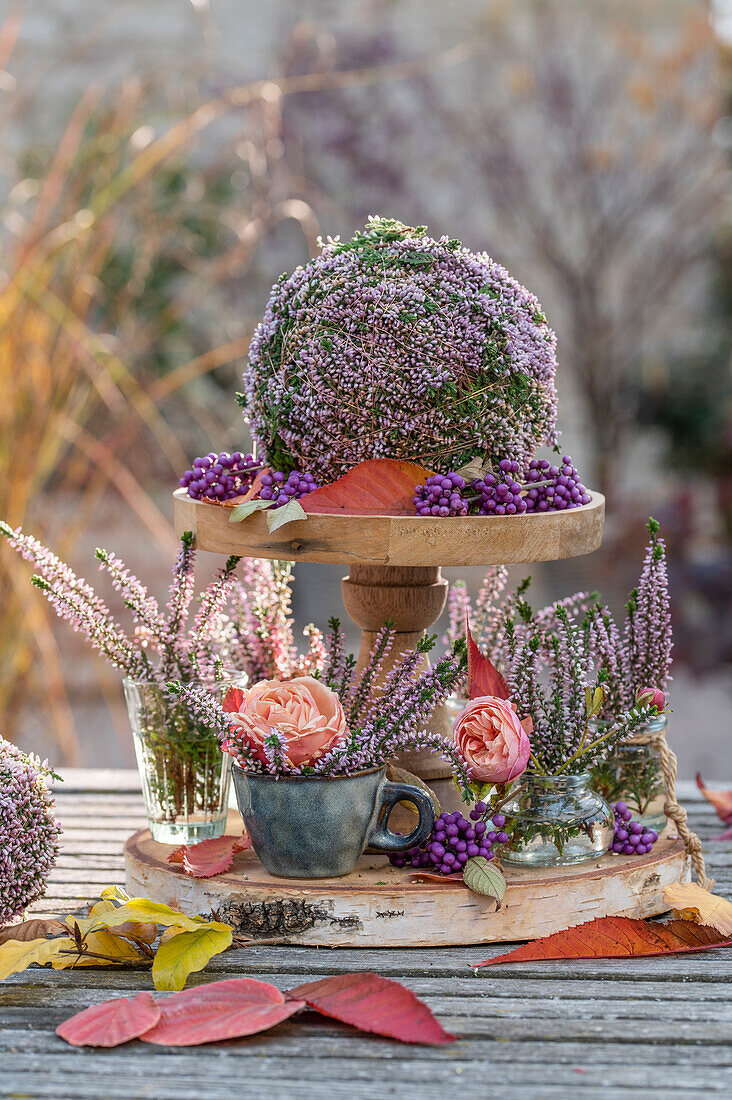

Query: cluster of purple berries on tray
<box><xmin>524</xmin><ymin>456</ymin><xmax>591</xmax><ymax>512</ymax></box>
<box><xmin>259</xmin><ymin>469</ymin><xmax>318</xmax><ymax>507</ymax></box>
<box><xmin>411</xmin><ymin>453</ymin><xmax>592</xmax><ymax>518</ymax></box>
<box><xmin>389</xmin><ymin>804</ymin><xmax>509</xmax><ymax>875</ymax></box>
<box><xmin>413</xmin><ymin>473</ymin><xmax>469</xmax><ymax>517</ymax></box>
<box><xmin>610</xmin><ymin>801</ymin><xmax>658</xmax><ymax>856</ymax></box>
<box><xmin>179</xmin><ymin>451</ymin><xmax>259</xmax><ymax>501</ymax></box>
<box><xmin>475</xmin><ymin>459</ymin><xmax>528</xmax><ymax>515</ymax></box>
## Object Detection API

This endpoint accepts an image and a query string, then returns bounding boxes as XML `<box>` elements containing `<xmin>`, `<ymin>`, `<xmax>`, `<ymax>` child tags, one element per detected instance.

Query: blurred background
<box><xmin>0</xmin><ymin>0</ymin><xmax>730</xmax><ymax>776</ymax></box>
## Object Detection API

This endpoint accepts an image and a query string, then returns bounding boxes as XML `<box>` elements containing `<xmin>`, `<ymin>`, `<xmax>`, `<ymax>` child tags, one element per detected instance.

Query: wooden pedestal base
<box><xmin>124</xmin><ymin>814</ymin><xmax>688</xmax><ymax>948</ymax></box>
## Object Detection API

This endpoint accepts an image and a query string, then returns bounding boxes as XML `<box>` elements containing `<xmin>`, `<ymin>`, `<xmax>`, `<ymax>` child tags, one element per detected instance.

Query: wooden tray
<box><xmin>124</xmin><ymin>813</ymin><xmax>688</xmax><ymax>947</ymax></box>
<box><xmin>173</xmin><ymin>488</ymin><xmax>605</xmax><ymax>566</ymax></box>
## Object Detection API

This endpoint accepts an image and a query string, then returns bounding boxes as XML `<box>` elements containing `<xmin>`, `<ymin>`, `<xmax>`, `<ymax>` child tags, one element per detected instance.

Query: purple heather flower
<box><xmin>0</xmin><ymin>739</ymin><xmax>61</xmax><ymax>923</ymax></box>
<box><xmin>242</xmin><ymin>216</ymin><xmax>558</xmax><ymax>480</ymax></box>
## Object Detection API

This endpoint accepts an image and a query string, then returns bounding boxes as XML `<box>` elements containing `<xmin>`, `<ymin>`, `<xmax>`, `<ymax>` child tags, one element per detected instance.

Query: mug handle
<box><xmin>368</xmin><ymin>781</ymin><xmax>435</xmax><ymax>853</ymax></box>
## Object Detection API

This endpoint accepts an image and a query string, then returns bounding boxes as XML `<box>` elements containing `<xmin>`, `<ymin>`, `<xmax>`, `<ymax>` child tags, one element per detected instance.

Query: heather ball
<box><xmin>0</xmin><ymin>739</ymin><xmax>61</xmax><ymax>923</ymax></box>
<box><xmin>242</xmin><ymin>216</ymin><xmax>558</xmax><ymax>481</ymax></box>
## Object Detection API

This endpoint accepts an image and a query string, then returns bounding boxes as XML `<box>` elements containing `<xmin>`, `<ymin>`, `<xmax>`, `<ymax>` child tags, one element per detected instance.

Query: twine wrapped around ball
<box><xmin>0</xmin><ymin>739</ymin><xmax>61</xmax><ymax>923</ymax></box>
<box><xmin>242</xmin><ymin>216</ymin><xmax>559</xmax><ymax>481</ymax></box>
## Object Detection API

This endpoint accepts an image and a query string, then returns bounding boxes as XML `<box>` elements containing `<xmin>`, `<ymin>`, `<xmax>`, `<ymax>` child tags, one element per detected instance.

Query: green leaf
<box><xmin>266</xmin><ymin>499</ymin><xmax>307</xmax><ymax>533</ymax></box>
<box><xmin>152</xmin><ymin>923</ymin><xmax>233</xmax><ymax>991</ymax></box>
<box><xmin>386</xmin><ymin>765</ymin><xmax>441</xmax><ymax>816</ymax></box>
<box><xmin>228</xmin><ymin>499</ymin><xmax>272</xmax><ymax>524</ymax></box>
<box><xmin>462</xmin><ymin>858</ymin><xmax>507</xmax><ymax>905</ymax></box>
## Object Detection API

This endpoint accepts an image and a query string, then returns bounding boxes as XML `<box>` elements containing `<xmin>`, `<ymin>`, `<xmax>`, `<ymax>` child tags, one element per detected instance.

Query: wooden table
<box><xmin>2</xmin><ymin>769</ymin><xmax>731</xmax><ymax>1099</ymax></box>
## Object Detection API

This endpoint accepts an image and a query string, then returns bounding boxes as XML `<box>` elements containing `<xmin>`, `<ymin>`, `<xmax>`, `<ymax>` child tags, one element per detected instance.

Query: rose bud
<box><xmin>635</xmin><ymin>686</ymin><xmax>667</xmax><ymax>713</ymax></box>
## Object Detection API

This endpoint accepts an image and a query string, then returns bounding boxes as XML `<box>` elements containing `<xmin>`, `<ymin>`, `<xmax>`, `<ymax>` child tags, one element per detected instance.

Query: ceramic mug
<box><xmin>232</xmin><ymin>764</ymin><xmax>435</xmax><ymax>878</ymax></box>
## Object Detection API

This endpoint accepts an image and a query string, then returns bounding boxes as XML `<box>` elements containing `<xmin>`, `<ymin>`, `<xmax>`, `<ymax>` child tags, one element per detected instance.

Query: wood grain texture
<box><xmin>4</xmin><ymin>770</ymin><xmax>730</xmax><ymax>1100</ymax></box>
<box><xmin>122</xmin><ymin>810</ymin><xmax>690</xmax><ymax>947</ymax></box>
<box><xmin>173</xmin><ymin>488</ymin><xmax>605</xmax><ymax>566</ymax></box>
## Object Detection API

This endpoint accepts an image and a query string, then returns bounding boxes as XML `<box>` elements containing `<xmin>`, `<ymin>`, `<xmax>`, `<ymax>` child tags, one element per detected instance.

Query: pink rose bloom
<box><xmin>222</xmin><ymin>676</ymin><xmax>347</xmax><ymax>768</ymax></box>
<box><xmin>453</xmin><ymin>695</ymin><xmax>531</xmax><ymax>784</ymax></box>
<box><xmin>635</xmin><ymin>686</ymin><xmax>667</xmax><ymax>712</ymax></box>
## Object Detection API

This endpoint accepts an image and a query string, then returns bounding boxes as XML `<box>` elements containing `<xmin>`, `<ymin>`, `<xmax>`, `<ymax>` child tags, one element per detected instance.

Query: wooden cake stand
<box><xmin>125</xmin><ymin>811</ymin><xmax>689</xmax><ymax>947</ymax></box>
<box><xmin>122</xmin><ymin>489</ymin><xmax>689</xmax><ymax>945</ymax></box>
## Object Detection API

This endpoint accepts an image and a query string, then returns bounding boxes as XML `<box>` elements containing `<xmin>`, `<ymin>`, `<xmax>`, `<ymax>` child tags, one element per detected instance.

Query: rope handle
<box><xmin>626</xmin><ymin>725</ymin><xmax>713</xmax><ymax>890</ymax></box>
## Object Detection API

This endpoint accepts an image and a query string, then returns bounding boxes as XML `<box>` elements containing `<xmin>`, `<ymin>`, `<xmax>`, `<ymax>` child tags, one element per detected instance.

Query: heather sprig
<box><xmin>582</xmin><ymin>518</ymin><xmax>673</xmax><ymax>718</ymax></box>
<box><xmin>220</xmin><ymin>559</ymin><xmax>326</xmax><ymax>682</ymax></box>
<box><xmin>1</xmin><ymin>524</ymin><xmax>243</xmax><ymax>689</ymax></box>
<box><xmin>443</xmin><ymin>565</ymin><xmax>591</xmax><ymax>692</ymax></box>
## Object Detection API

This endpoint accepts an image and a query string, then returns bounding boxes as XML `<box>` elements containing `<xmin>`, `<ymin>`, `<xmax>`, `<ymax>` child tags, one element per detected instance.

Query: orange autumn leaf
<box><xmin>301</xmin><ymin>459</ymin><xmax>433</xmax><ymax>516</ymax></box>
<box><xmin>472</xmin><ymin>915</ymin><xmax>732</xmax><ymax>968</ymax></box>
<box><xmin>662</xmin><ymin>883</ymin><xmax>732</xmax><ymax>937</ymax></box>
<box><xmin>696</xmin><ymin>773</ymin><xmax>732</xmax><ymax>840</ymax></box>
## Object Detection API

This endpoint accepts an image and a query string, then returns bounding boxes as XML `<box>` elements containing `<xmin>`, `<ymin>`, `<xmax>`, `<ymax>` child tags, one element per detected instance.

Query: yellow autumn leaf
<box><xmin>151</xmin><ymin>922</ymin><xmax>233</xmax><ymax>991</ymax></box>
<box><xmin>93</xmin><ymin>897</ymin><xmax>204</xmax><ymax>933</ymax></box>
<box><xmin>100</xmin><ymin>885</ymin><xmax>130</xmax><ymax>903</ymax></box>
<box><xmin>0</xmin><ymin>936</ymin><xmax>75</xmax><ymax>980</ymax></box>
<box><xmin>51</xmin><ymin>929</ymin><xmax>143</xmax><ymax>969</ymax></box>
<box><xmin>663</xmin><ymin>882</ymin><xmax>732</xmax><ymax>936</ymax></box>
<box><xmin>70</xmin><ymin>902</ymin><xmax>158</xmax><ymax>946</ymax></box>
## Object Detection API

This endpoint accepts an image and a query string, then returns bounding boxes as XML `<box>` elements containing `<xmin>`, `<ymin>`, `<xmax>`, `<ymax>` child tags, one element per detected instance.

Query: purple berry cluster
<box><xmin>413</xmin><ymin>473</ymin><xmax>468</xmax><ymax>517</ymax></box>
<box><xmin>524</xmin><ymin>456</ymin><xmax>591</xmax><ymax>513</ymax></box>
<box><xmin>474</xmin><ymin>459</ymin><xmax>528</xmax><ymax>515</ymax></box>
<box><xmin>259</xmin><ymin>469</ymin><xmax>318</xmax><ymax>507</ymax></box>
<box><xmin>611</xmin><ymin>801</ymin><xmax>658</xmax><ymax>856</ymax></box>
<box><xmin>389</xmin><ymin>803</ymin><xmax>508</xmax><ymax>874</ymax></box>
<box><xmin>179</xmin><ymin>451</ymin><xmax>258</xmax><ymax>501</ymax></box>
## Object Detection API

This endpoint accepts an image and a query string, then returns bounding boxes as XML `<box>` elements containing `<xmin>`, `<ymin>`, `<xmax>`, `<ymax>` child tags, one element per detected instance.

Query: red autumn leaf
<box><xmin>140</xmin><ymin>978</ymin><xmax>305</xmax><ymax>1045</ymax></box>
<box><xmin>301</xmin><ymin>458</ymin><xmax>433</xmax><ymax>516</ymax></box>
<box><xmin>56</xmin><ymin>992</ymin><xmax>160</xmax><ymax>1047</ymax></box>
<box><xmin>223</xmin><ymin>685</ymin><xmax>246</xmax><ymax>713</ymax></box>
<box><xmin>473</xmin><ymin>916</ymin><xmax>732</xmax><ymax>968</ymax></box>
<box><xmin>285</xmin><ymin>971</ymin><xmax>455</xmax><ymax>1045</ymax></box>
<box><xmin>466</xmin><ymin>616</ymin><xmax>510</xmax><ymax>700</ymax></box>
<box><xmin>696</xmin><ymin>773</ymin><xmax>732</xmax><ymax>839</ymax></box>
<box><xmin>167</xmin><ymin>833</ymin><xmax>252</xmax><ymax>878</ymax></box>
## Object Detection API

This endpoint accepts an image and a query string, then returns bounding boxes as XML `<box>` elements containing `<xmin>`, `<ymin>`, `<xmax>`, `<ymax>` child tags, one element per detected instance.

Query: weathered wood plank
<box><xmin>4</xmin><ymin>770</ymin><xmax>730</xmax><ymax>1100</ymax></box>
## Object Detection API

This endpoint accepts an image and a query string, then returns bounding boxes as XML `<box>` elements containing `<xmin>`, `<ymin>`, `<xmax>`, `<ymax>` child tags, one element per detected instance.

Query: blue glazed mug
<box><xmin>232</xmin><ymin>764</ymin><xmax>435</xmax><ymax>878</ymax></box>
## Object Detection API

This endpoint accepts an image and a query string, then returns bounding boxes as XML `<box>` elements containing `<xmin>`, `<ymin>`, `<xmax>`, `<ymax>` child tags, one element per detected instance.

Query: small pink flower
<box><xmin>222</xmin><ymin>676</ymin><xmax>347</xmax><ymax>768</ymax></box>
<box><xmin>635</xmin><ymin>686</ymin><xmax>667</xmax><ymax>712</ymax></box>
<box><xmin>453</xmin><ymin>696</ymin><xmax>531</xmax><ymax>784</ymax></box>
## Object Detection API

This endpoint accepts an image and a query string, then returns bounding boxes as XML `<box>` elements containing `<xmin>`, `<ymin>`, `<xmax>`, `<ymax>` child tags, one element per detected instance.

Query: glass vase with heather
<box><xmin>455</xmin><ymin>600</ymin><xmax>663</xmax><ymax>868</ymax></box>
<box><xmin>584</xmin><ymin>519</ymin><xmax>673</xmax><ymax>831</ymax></box>
<box><xmin>0</xmin><ymin>522</ymin><xmax>250</xmax><ymax>843</ymax></box>
<box><xmin>169</xmin><ymin>621</ymin><xmax>474</xmax><ymax>878</ymax></box>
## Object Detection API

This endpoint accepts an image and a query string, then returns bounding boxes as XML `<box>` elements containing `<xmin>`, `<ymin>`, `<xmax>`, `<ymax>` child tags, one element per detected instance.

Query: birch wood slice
<box><xmin>173</xmin><ymin>488</ymin><xmax>605</xmax><ymax>566</ymax></box>
<box><xmin>124</xmin><ymin>815</ymin><xmax>689</xmax><ymax>947</ymax></box>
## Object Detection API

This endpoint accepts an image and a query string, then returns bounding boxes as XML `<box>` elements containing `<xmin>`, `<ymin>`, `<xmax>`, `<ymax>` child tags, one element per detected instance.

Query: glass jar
<box><xmin>499</xmin><ymin>772</ymin><xmax>615</xmax><ymax>867</ymax></box>
<box><xmin>124</xmin><ymin>675</ymin><xmax>245</xmax><ymax>844</ymax></box>
<box><xmin>445</xmin><ymin>694</ymin><xmax>468</xmax><ymax>731</ymax></box>
<box><xmin>590</xmin><ymin>715</ymin><xmax>667</xmax><ymax>832</ymax></box>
